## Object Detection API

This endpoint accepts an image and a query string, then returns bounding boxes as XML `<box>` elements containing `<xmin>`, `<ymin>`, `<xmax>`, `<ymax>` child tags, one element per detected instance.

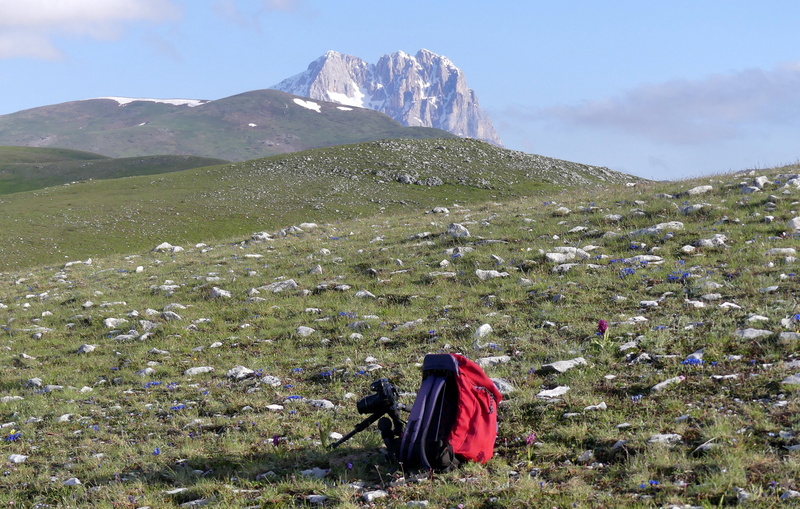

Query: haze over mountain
<box><xmin>0</xmin><ymin>89</ymin><xmax>455</xmax><ymax>161</ymax></box>
<box><xmin>271</xmin><ymin>49</ymin><xmax>503</xmax><ymax>147</ymax></box>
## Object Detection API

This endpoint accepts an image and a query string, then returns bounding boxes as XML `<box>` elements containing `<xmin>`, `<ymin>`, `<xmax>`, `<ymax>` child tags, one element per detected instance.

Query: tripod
<box><xmin>329</xmin><ymin>401</ymin><xmax>408</xmax><ymax>462</ymax></box>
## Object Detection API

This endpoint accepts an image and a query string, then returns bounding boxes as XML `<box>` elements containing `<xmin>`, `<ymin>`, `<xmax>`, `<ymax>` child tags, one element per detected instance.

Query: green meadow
<box><xmin>0</xmin><ymin>142</ymin><xmax>799</xmax><ymax>507</ymax></box>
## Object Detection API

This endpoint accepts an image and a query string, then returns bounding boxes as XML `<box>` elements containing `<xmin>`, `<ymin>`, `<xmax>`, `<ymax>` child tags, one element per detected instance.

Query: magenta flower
<box><xmin>597</xmin><ymin>320</ymin><xmax>608</xmax><ymax>335</ymax></box>
<box><xmin>525</xmin><ymin>432</ymin><xmax>537</xmax><ymax>446</ymax></box>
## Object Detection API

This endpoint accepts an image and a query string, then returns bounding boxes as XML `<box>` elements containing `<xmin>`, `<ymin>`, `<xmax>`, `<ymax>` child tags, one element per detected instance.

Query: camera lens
<box><xmin>357</xmin><ymin>393</ymin><xmax>383</xmax><ymax>414</ymax></box>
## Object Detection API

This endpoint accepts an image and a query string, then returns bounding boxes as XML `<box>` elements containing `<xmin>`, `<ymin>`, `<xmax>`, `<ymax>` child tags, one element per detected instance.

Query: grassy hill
<box><xmin>0</xmin><ymin>161</ymin><xmax>798</xmax><ymax>507</ymax></box>
<box><xmin>0</xmin><ymin>90</ymin><xmax>458</xmax><ymax>161</ymax></box>
<box><xmin>0</xmin><ymin>138</ymin><xmax>633</xmax><ymax>271</ymax></box>
<box><xmin>0</xmin><ymin>146</ymin><xmax>228</xmax><ymax>194</ymax></box>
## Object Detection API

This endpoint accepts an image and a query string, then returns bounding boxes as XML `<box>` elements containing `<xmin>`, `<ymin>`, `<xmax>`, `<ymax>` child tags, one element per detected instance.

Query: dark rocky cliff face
<box><xmin>272</xmin><ymin>49</ymin><xmax>503</xmax><ymax>147</ymax></box>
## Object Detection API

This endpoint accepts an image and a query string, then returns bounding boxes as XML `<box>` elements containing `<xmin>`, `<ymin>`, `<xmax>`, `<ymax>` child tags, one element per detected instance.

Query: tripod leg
<box><xmin>378</xmin><ymin>417</ymin><xmax>400</xmax><ymax>462</ymax></box>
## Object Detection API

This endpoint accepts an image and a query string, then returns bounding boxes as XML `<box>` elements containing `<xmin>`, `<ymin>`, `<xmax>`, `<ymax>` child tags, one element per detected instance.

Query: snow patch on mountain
<box><xmin>94</xmin><ymin>97</ymin><xmax>208</xmax><ymax>107</ymax></box>
<box><xmin>292</xmin><ymin>98</ymin><xmax>321</xmax><ymax>112</ymax></box>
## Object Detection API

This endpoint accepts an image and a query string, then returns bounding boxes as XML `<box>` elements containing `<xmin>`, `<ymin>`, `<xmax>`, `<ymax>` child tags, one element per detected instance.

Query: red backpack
<box><xmin>398</xmin><ymin>353</ymin><xmax>502</xmax><ymax>471</ymax></box>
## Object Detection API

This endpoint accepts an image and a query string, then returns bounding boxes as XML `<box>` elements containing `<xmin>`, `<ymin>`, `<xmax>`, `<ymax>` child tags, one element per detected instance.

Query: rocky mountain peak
<box><xmin>272</xmin><ymin>49</ymin><xmax>503</xmax><ymax>146</ymax></box>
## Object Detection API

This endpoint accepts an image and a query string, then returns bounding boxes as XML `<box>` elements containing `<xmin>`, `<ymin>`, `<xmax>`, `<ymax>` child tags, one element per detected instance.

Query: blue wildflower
<box><xmin>152</xmin><ymin>447</ymin><xmax>161</xmax><ymax>455</ymax></box>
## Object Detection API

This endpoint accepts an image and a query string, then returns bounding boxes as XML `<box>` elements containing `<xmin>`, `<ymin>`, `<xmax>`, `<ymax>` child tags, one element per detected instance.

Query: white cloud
<box><xmin>0</xmin><ymin>0</ymin><xmax>180</xmax><ymax>59</ymax></box>
<box><xmin>542</xmin><ymin>63</ymin><xmax>800</xmax><ymax>145</ymax></box>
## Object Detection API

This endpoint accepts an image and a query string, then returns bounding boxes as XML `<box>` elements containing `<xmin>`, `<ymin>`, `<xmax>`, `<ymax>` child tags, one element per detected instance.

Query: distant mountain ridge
<box><xmin>272</xmin><ymin>49</ymin><xmax>503</xmax><ymax>147</ymax></box>
<box><xmin>0</xmin><ymin>89</ymin><xmax>455</xmax><ymax>161</ymax></box>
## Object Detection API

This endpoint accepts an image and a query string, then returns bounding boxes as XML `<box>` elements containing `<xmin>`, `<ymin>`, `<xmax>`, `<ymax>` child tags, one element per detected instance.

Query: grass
<box><xmin>0</xmin><ymin>160</ymin><xmax>798</xmax><ymax>507</ymax></box>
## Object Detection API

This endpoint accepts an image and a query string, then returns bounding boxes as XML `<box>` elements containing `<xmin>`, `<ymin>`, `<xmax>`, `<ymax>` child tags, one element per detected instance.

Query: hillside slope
<box><xmin>0</xmin><ymin>146</ymin><xmax>228</xmax><ymax>194</ymax></box>
<box><xmin>0</xmin><ymin>90</ymin><xmax>457</xmax><ymax>161</ymax></box>
<box><xmin>0</xmin><ymin>138</ymin><xmax>636</xmax><ymax>270</ymax></box>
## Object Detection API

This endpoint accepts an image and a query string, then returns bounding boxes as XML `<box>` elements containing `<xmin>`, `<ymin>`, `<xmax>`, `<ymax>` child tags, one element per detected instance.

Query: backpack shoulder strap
<box><xmin>399</xmin><ymin>354</ymin><xmax>460</xmax><ymax>470</ymax></box>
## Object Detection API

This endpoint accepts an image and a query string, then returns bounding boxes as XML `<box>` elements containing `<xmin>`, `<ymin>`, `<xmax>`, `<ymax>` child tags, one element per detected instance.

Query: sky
<box><xmin>0</xmin><ymin>0</ymin><xmax>798</xmax><ymax>181</ymax></box>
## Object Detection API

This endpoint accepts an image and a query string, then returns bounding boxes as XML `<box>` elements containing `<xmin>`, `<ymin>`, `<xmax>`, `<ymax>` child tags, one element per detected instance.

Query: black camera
<box><xmin>356</xmin><ymin>378</ymin><xmax>398</xmax><ymax>415</ymax></box>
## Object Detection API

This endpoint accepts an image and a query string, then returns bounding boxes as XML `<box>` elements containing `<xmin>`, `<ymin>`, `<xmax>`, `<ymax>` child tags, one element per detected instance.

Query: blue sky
<box><xmin>0</xmin><ymin>0</ymin><xmax>798</xmax><ymax>181</ymax></box>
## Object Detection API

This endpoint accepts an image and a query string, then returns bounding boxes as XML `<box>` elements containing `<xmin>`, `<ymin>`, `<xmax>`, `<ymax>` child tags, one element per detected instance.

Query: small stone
<box><xmin>362</xmin><ymin>490</ymin><xmax>388</xmax><ymax>502</ymax></box>
<box><xmin>77</xmin><ymin>344</ymin><xmax>96</xmax><ymax>354</ymax></box>
<box><xmin>734</xmin><ymin>328</ymin><xmax>773</xmax><ymax>339</ymax></box>
<box><xmin>537</xmin><ymin>386</ymin><xmax>570</xmax><ymax>399</ymax></box>
<box><xmin>307</xmin><ymin>399</ymin><xmax>335</xmax><ymax>410</ymax></box>
<box><xmin>226</xmin><ymin>366</ymin><xmax>254</xmax><ymax>379</ymax></box>
<box><xmin>184</xmin><ymin>366</ymin><xmax>214</xmax><ymax>376</ymax></box>
<box><xmin>781</xmin><ymin>490</ymin><xmax>800</xmax><ymax>500</ymax></box>
<box><xmin>296</xmin><ymin>326</ymin><xmax>316</xmax><ymax>337</ymax></box>
<box><xmin>647</xmin><ymin>433</ymin><xmax>682</xmax><ymax>445</ymax></box>
<box><xmin>651</xmin><ymin>375</ymin><xmax>685</xmax><ymax>392</ymax></box>
<box><xmin>300</xmin><ymin>467</ymin><xmax>330</xmax><ymax>478</ymax></box>
<box><xmin>475</xmin><ymin>269</ymin><xmax>509</xmax><ymax>280</ymax></box>
<box><xmin>476</xmin><ymin>355</ymin><xmax>511</xmax><ymax>367</ymax></box>
<box><xmin>686</xmin><ymin>185</ymin><xmax>713</xmax><ymax>195</ymax></box>
<box><xmin>473</xmin><ymin>323</ymin><xmax>493</xmax><ymax>339</ymax></box>
<box><xmin>62</xmin><ymin>477</ymin><xmax>82</xmax><ymax>486</ymax></box>
<box><xmin>209</xmin><ymin>287</ymin><xmax>231</xmax><ymax>299</ymax></box>
<box><xmin>536</xmin><ymin>357</ymin><xmax>587</xmax><ymax>375</ymax></box>
<box><xmin>446</xmin><ymin>223</ymin><xmax>470</xmax><ymax>238</ymax></box>
<box><xmin>491</xmin><ymin>378</ymin><xmax>515</xmax><ymax>395</ymax></box>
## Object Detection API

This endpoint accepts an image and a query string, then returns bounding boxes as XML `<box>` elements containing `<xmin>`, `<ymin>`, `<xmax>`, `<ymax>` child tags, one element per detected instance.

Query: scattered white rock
<box><xmin>103</xmin><ymin>317</ymin><xmax>128</xmax><ymax>328</ymax></box>
<box><xmin>77</xmin><ymin>344</ymin><xmax>96</xmax><ymax>354</ymax></box>
<box><xmin>446</xmin><ymin>223</ymin><xmax>470</xmax><ymax>238</ymax></box>
<box><xmin>362</xmin><ymin>490</ymin><xmax>388</xmax><ymax>502</ymax></box>
<box><xmin>476</xmin><ymin>355</ymin><xmax>510</xmax><ymax>367</ymax></box>
<box><xmin>63</xmin><ymin>477</ymin><xmax>82</xmax><ymax>486</ymax></box>
<box><xmin>537</xmin><ymin>386</ymin><xmax>570</xmax><ymax>399</ymax></box>
<box><xmin>226</xmin><ymin>366</ymin><xmax>254</xmax><ymax>379</ymax></box>
<box><xmin>695</xmin><ymin>234</ymin><xmax>728</xmax><ymax>248</ymax></box>
<box><xmin>8</xmin><ymin>454</ymin><xmax>27</xmax><ymax>463</ymax></box>
<box><xmin>260</xmin><ymin>279</ymin><xmax>298</xmax><ymax>293</ymax></box>
<box><xmin>209</xmin><ymin>287</ymin><xmax>232</xmax><ymax>299</ymax></box>
<box><xmin>184</xmin><ymin>366</ymin><xmax>214</xmax><ymax>376</ymax></box>
<box><xmin>476</xmin><ymin>269</ymin><xmax>509</xmax><ymax>280</ymax></box>
<box><xmin>686</xmin><ymin>185</ymin><xmax>713</xmax><ymax>195</ymax></box>
<box><xmin>152</xmin><ymin>242</ymin><xmax>183</xmax><ymax>253</ymax></box>
<box><xmin>296</xmin><ymin>326</ymin><xmax>316</xmax><ymax>337</ymax></box>
<box><xmin>300</xmin><ymin>467</ymin><xmax>330</xmax><ymax>478</ymax></box>
<box><xmin>647</xmin><ymin>433</ymin><xmax>682</xmax><ymax>445</ymax></box>
<box><xmin>473</xmin><ymin>323</ymin><xmax>493</xmax><ymax>339</ymax></box>
<box><xmin>308</xmin><ymin>399</ymin><xmax>335</xmax><ymax>410</ymax></box>
<box><xmin>584</xmin><ymin>401</ymin><xmax>607</xmax><ymax>412</ymax></box>
<box><xmin>651</xmin><ymin>375</ymin><xmax>685</xmax><ymax>392</ymax></box>
<box><xmin>734</xmin><ymin>328</ymin><xmax>773</xmax><ymax>339</ymax></box>
<box><xmin>536</xmin><ymin>357</ymin><xmax>587</xmax><ymax>375</ymax></box>
<box><xmin>305</xmin><ymin>495</ymin><xmax>328</xmax><ymax>505</ymax></box>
